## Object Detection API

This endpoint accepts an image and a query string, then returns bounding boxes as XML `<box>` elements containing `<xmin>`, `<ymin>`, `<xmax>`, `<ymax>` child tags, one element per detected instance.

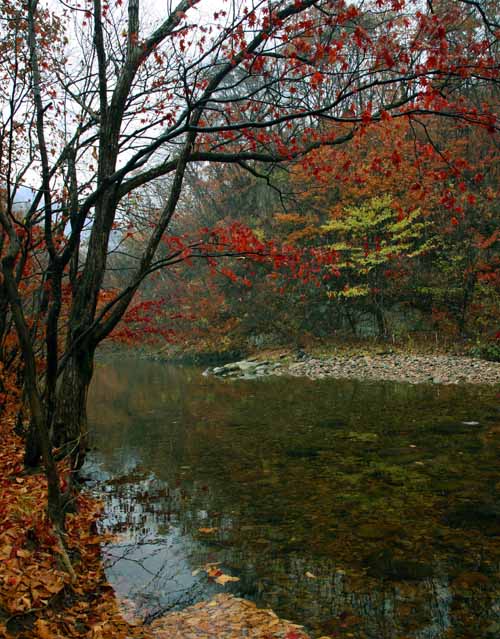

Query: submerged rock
<box><xmin>443</xmin><ymin>501</ymin><xmax>500</xmax><ymax>536</ymax></box>
<box><xmin>357</xmin><ymin>522</ymin><xmax>404</xmax><ymax>540</ymax></box>
<box><xmin>365</xmin><ymin>549</ymin><xmax>434</xmax><ymax>581</ymax></box>
<box><xmin>346</xmin><ymin>431</ymin><xmax>379</xmax><ymax>443</ymax></box>
<box><xmin>285</xmin><ymin>447</ymin><xmax>321</xmax><ymax>459</ymax></box>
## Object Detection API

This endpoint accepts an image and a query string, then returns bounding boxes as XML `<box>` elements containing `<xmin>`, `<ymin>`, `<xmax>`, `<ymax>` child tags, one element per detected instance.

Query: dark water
<box><xmin>86</xmin><ymin>358</ymin><xmax>500</xmax><ymax>638</ymax></box>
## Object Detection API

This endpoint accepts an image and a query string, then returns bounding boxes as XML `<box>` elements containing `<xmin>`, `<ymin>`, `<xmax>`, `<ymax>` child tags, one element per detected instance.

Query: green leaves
<box><xmin>322</xmin><ymin>195</ymin><xmax>436</xmax><ymax>301</ymax></box>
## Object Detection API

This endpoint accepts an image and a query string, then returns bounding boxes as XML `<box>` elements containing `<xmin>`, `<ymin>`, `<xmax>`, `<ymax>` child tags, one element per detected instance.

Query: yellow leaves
<box><xmin>328</xmin><ymin>285</ymin><xmax>369</xmax><ymax>299</ymax></box>
<box><xmin>0</xmin><ymin>545</ymin><xmax>12</xmax><ymax>561</ymax></box>
<box><xmin>193</xmin><ymin>562</ymin><xmax>241</xmax><ymax>586</ymax></box>
<box><xmin>90</xmin><ymin>622</ymin><xmax>107</xmax><ymax>639</ymax></box>
<box><xmin>214</xmin><ymin>573</ymin><xmax>240</xmax><ymax>586</ymax></box>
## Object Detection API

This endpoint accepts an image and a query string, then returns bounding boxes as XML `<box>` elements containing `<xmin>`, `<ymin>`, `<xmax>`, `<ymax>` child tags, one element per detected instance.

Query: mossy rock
<box><xmin>336</xmin><ymin>431</ymin><xmax>379</xmax><ymax>443</ymax></box>
<box><xmin>443</xmin><ymin>500</ymin><xmax>500</xmax><ymax>536</ymax></box>
<box><xmin>428</xmin><ymin>420</ymin><xmax>480</xmax><ymax>435</ymax></box>
<box><xmin>318</xmin><ymin>418</ymin><xmax>348</xmax><ymax>429</ymax></box>
<box><xmin>432</xmin><ymin>478</ymin><xmax>467</xmax><ymax>494</ymax></box>
<box><xmin>364</xmin><ymin>463</ymin><xmax>412</xmax><ymax>486</ymax></box>
<box><xmin>285</xmin><ymin>447</ymin><xmax>321</xmax><ymax>459</ymax></box>
<box><xmin>357</xmin><ymin>522</ymin><xmax>404</xmax><ymax>540</ymax></box>
<box><xmin>451</xmin><ymin>571</ymin><xmax>490</xmax><ymax>589</ymax></box>
<box><xmin>365</xmin><ymin>549</ymin><xmax>434</xmax><ymax>581</ymax></box>
<box><xmin>377</xmin><ymin>447</ymin><xmax>423</xmax><ymax>463</ymax></box>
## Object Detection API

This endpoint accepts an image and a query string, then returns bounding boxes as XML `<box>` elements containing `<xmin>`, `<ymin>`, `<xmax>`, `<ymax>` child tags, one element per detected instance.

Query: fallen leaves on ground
<box><xmin>150</xmin><ymin>593</ymin><xmax>310</xmax><ymax>639</ymax></box>
<box><xmin>0</xmin><ymin>385</ymin><xmax>147</xmax><ymax>639</ymax></box>
<box><xmin>0</xmin><ymin>377</ymin><xmax>310</xmax><ymax>639</ymax></box>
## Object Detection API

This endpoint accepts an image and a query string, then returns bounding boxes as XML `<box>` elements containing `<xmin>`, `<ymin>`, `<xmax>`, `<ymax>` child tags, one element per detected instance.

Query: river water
<box><xmin>86</xmin><ymin>357</ymin><xmax>500</xmax><ymax>638</ymax></box>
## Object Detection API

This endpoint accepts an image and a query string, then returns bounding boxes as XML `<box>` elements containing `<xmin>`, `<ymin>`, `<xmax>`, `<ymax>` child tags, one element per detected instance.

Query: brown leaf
<box><xmin>214</xmin><ymin>574</ymin><xmax>240</xmax><ymax>585</ymax></box>
<box><xmin>34</xmin><ymin>619</ymin><xmax>53</xmax><ymax>639</ymax></box>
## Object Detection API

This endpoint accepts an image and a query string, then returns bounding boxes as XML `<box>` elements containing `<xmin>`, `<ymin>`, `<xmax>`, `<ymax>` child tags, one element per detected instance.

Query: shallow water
<box><xmin>86</xmin><ymin>358</ymin><xmax>500</xmax><ymax>638</ymax></box>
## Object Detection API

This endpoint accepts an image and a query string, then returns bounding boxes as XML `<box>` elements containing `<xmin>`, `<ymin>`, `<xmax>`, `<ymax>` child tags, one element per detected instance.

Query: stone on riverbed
<box><xmin>207</xmin><ymin>351</ymin><xmax>500</xmax><ymax>385</ymax></box>
<box><xmin>365</xmin><ymin>549</ymin><xmax>434</xmax><ymax>581</ymax></box>
<box><xmin>209</xmin><ymin>359</ymin><xmax>278</xmax><ymax>378</ymax></box>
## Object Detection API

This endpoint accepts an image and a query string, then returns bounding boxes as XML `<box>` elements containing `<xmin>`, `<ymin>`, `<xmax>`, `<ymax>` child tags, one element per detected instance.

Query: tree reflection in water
<box><xmin>86</xmin><ymin>358</ymin><xmax>500</xmax><ymax>638</ymax></box>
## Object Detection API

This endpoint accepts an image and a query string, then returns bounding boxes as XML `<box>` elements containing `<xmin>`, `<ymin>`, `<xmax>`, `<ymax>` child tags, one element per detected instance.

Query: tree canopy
<box><xmin>0</xmin><ymin>0</ymin><xmax>498</xmax><ymax>526</ymax></box>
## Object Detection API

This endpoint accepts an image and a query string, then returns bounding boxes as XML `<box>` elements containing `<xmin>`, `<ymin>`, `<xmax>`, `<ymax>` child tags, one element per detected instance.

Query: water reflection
<box><xmin>86</xmin><ymin>357</ymin><xmax>500</xmax><ymax>638</ymax></box>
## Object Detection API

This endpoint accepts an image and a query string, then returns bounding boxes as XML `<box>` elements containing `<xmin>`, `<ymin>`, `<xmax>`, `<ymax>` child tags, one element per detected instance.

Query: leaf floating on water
<box><xmin>198</xmin><ymin>526</ymin><xmax>218</xmax><ymax>534</ymax></box>
<box><xmin>207</xmin><ymin>567</ymin><xmax>223</xmax><ymax>578</ymax></box>
<box><xmin>214</xmin><ymin>573</ymin><xmax>240</xmax><ymax>585</ymax></box>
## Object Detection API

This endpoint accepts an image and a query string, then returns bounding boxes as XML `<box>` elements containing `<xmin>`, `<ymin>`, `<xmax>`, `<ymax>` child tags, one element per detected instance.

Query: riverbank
<box><xmin>207</xmin><ymin>348</ymin><xmax>500</xmax><ymax>385</ymax></box>
<box><xmin>0</xmin><ymin>384</ymin><xmax>310</xmax><ymax>638</ymax></box>
<box><xmin>0</xmin><ymin>400</ymin><xmax>141</xmax><ymax>639</ymax></box>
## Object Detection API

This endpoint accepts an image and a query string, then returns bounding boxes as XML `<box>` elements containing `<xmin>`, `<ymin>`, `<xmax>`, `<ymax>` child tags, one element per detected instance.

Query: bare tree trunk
<box><xmin>374</xmin><ymin>303</ymin><xmax>388</xmax><ymax>339</ymax></box>
<box><xmin>24</xmin><ymin>420</ymin><xmax>41</xmax><ymax>466</ymax></box>
<box><xmin>53</xmin><ymin>345</ymin><xmax>95</xmax><ymax>470</ymax></box>
<box><xmin>1</xmin><ymin>258</ymin><xmax>64</xmax><ymax>529</ymax></box>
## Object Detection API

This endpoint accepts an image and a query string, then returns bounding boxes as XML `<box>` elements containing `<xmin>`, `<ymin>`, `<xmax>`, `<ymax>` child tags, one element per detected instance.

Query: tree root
<box><xmin>54</xmin><ymin>529</ymin><xmax>77</xmax><ymax>582</ymax></box>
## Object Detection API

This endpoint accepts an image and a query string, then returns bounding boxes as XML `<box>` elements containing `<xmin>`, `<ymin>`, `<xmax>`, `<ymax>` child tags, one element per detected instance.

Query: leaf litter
<box><xmin>0</xmin><ymin>380</ymin><xmax>312</xmax><ymax>638</ymax></box>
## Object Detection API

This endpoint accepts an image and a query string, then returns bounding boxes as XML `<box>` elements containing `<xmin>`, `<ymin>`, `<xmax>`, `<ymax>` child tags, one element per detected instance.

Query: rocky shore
<box><xmin>206</xmin><ymin>352</ymin><xmax>500</xmax><ymax>385</ymax></box>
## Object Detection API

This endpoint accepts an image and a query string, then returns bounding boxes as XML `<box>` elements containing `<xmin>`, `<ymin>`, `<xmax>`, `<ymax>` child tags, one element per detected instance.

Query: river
<box><xmin>85</xmin><ymin>357</ymin><xmax>500</xmax><ymax>638</ymax></box>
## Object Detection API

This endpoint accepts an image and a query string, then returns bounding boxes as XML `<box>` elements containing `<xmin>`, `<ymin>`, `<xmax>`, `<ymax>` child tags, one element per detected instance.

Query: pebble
<box><xmin>207</xmin><ymin>353</ymin><xmax>500</xmax><ymax>386</ymax></box>
<box><xmin>276</xmin><ymin>353</ymin><xmax>500</xmax><ymax>385</ymax></box>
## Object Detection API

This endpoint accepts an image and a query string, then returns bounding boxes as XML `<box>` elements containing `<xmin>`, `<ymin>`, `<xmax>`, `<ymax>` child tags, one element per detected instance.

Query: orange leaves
<box><xmin>197</xmin><ymin>527</ymin><xmax>217</xmax><ymax>534</ymax></box>
<box><xmin>0</xmin><ymin>527</ymin><xmax>67</xmax><ymax>614</ymax></box>
<box><xmin>34</xmin><ymin>619</ymin><xmax>55</xmax><ymax>639</ymax></box>
<box><xmin>0</xmin><ymin>433</ymin><xmax>71</xmax><ymax>614</ymax></box>
<box><xmin>191</xmin><ymin>561</ymin><xmax>241</xmax><ymax>586</ymax></box>
<box><xmin>0</xmin><ymin>411</ymin><xmax>138</xmax><ymax>638</ymax></box>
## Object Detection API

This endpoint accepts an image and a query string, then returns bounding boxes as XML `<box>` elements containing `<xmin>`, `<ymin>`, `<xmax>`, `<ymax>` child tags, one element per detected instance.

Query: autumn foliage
<box><xmin>0</xmin><ymin>0</ymin><xmax>499</xmax><ymax>633</ymax></box>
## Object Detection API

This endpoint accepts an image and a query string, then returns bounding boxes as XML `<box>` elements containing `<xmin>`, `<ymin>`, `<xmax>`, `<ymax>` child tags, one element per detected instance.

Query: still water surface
<box><xmin>86</xmin><ymin>358</ymin><xmax>500</xmax><ymax>638</ymax></box>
